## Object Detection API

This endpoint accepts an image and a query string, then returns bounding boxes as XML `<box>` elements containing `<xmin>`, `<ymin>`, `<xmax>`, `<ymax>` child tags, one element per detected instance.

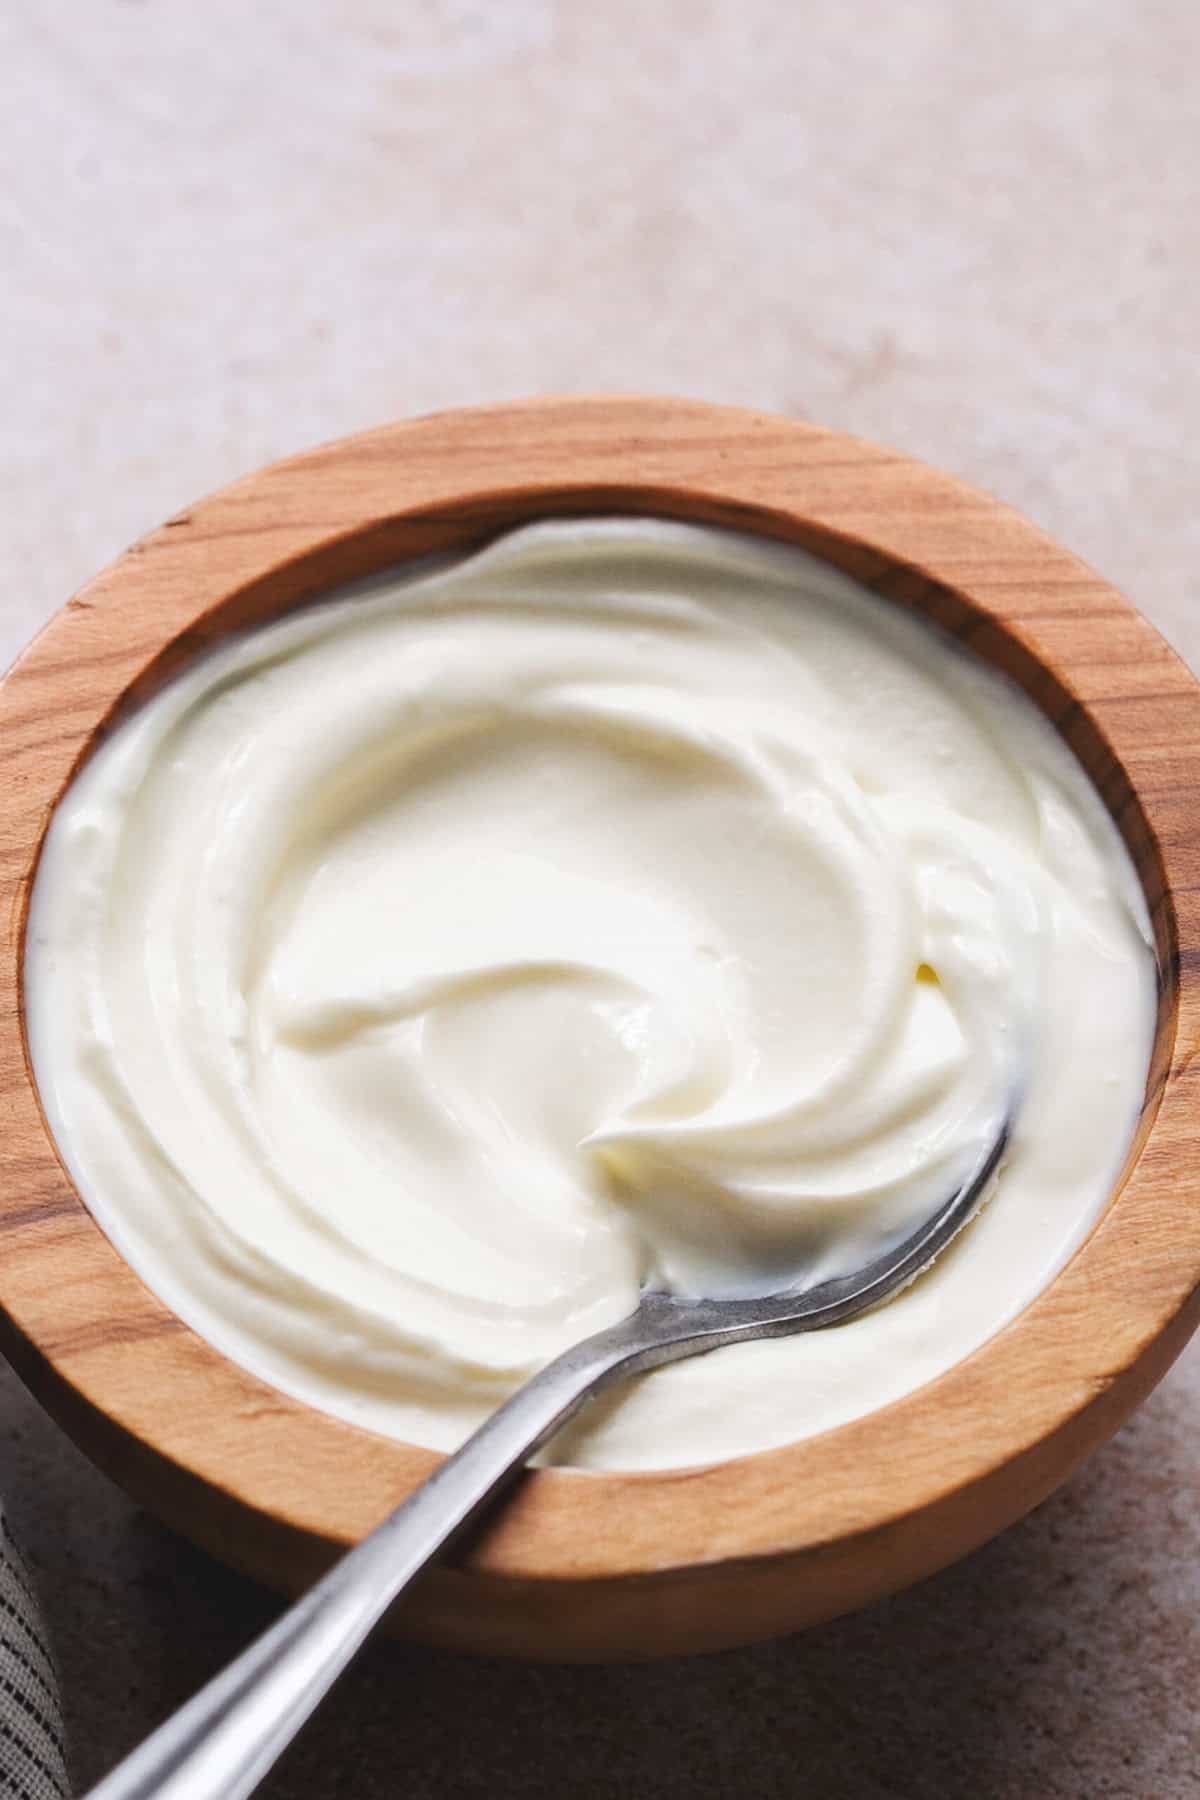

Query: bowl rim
<box><xmin>2</xmin><ymin>394</ymin><xmax>1199</xmax><ymax>1592</ymax></box>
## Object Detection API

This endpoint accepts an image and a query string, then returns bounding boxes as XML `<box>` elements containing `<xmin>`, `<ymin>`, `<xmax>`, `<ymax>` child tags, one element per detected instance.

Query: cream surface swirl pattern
<box><xmin>25</xmin><ymin>520</ymin><xmax>1156</xmax><ymax>1469</ymax></box>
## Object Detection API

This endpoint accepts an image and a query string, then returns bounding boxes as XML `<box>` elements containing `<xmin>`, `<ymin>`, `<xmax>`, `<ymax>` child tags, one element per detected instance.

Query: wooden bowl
<box><xmin>2</xmin><ymin>397</ymin><xmax>1198</xmax><ymax>1662</ymax></box>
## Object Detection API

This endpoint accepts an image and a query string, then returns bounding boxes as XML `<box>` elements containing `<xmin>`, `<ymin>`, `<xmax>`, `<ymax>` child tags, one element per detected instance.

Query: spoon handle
<box><xmin>85</xmin><ymin>1309</ymin><xmax>663</xmax><ymax>1800</ymax></box>
<box><xmin>83</xmin><ymin>1125</ymin><xmax>1010</xmax><ymax>1798</ymax></box>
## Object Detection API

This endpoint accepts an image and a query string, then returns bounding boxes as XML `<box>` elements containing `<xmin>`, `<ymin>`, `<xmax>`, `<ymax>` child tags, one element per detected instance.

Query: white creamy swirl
<box><xmin>26</xmin><ymin>520</ymin><xmax>1155</xmax><ymax>1466</ymax></box>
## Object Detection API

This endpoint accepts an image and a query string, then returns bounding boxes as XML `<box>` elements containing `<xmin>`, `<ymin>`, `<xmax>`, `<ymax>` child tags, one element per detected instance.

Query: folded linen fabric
<box><xmin>0</xmin><ymin>1505</ymin><xmax>68</xmax><ymax>1799</ymax></box>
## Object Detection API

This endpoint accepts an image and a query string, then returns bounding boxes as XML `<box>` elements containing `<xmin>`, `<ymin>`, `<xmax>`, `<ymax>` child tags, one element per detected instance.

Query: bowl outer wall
<box><xmin>0</xmin><ymin>396</ymin><xmax>1197</xmax><ymax>1659</ymax></box>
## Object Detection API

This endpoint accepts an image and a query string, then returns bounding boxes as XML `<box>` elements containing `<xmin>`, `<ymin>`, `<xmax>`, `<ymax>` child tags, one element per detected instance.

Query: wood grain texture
<box><xmin>1</xmin><ymin>396</ymin><xmax>1198</xmax><ymax>1661</ymax></box>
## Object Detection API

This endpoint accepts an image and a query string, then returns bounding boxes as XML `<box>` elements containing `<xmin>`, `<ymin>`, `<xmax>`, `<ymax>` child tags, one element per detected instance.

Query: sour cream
<box><xmin>25</xmin><ymin>520</ymin><xmax>1156</xmax><ymax>1469</ymax></box>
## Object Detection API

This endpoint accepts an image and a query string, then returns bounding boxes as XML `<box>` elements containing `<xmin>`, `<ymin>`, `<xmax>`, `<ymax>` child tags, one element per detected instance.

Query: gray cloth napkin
<box><xmin>0</xmin><ymin>1505</ymin><xmax>68</xmax><ymax>1799</ymax></box>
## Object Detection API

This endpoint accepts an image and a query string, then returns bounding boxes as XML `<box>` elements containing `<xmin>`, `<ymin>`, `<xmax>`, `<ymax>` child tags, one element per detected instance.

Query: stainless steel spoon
<box><xmin>87</xmin><ymin>1123</ymin><xmax>1008</xmax><ymax>1800</ymax></box>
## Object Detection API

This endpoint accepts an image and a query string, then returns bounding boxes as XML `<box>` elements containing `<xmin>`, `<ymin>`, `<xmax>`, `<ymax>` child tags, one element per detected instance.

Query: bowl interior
<box><xmin>1</xmin><ymin>399</ymin><xmax>1195</xmax><ymax>1660</ymax></box>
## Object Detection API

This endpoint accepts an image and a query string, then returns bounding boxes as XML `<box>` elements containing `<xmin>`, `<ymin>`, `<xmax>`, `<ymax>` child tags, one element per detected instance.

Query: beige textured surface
<box><xmin>3</xmin><ymin>3</ymin><xmax>1199</xmax><ymax>1793</ymax></box>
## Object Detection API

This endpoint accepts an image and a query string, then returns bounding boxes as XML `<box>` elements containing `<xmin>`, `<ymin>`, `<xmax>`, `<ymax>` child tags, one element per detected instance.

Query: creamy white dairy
<box><xmin>25</xmin><ymin>519</ymin><xmax>1156</xmax><ymax>1470</ymax></box>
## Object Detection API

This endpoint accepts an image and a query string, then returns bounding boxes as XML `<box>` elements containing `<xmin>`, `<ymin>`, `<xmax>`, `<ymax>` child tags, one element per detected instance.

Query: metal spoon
<box><xmin>86</xmin><ymin>1123</ymin><xmax>1008</xmax><ymax>1800</ymax></box>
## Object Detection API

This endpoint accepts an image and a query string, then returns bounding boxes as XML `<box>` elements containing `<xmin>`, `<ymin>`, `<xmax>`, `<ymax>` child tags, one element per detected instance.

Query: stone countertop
<box><xmin>3</xmin><ymin>4</ymin><xmax>1199</xmax><ymax>1794</ymax></box>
